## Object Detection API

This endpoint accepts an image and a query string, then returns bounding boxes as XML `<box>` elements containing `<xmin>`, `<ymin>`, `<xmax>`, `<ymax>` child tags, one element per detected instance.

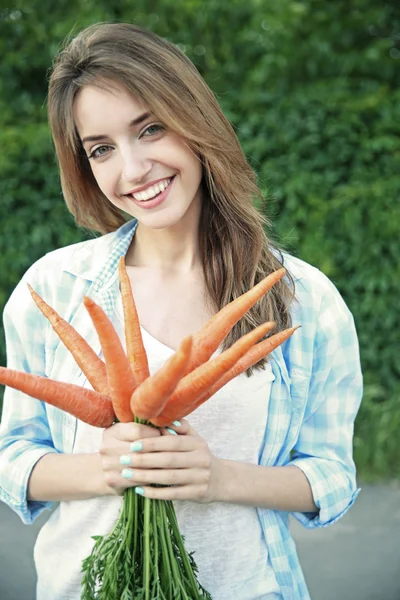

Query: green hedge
<box><xmin>1</xmin><ymin>0</ymin><xmax>399</xmax><ymax>479</ymax></box>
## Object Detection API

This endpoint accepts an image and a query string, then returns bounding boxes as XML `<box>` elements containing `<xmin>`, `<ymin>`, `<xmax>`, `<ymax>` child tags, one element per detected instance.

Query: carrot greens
<box><xmin>81</xmin><ymin>486</ymin><xmax>211</xmax><ymax>600</ymax></box>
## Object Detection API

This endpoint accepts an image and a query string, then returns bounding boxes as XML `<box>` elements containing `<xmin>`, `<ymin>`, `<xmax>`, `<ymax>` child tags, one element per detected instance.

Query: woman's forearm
<box><xmin>215</xmin><ymin>460</ymin><xmax>318</xmax><ymax>513</ymax></box>
<box><xmin>27</xmin><ymin>453</ymin><xmax>113</xmax><ymax>502</ymax></box>
<box><xmin>27</xmin><ymin>450</ymin><xmax>318</xmax><ymax>512</ymax></box>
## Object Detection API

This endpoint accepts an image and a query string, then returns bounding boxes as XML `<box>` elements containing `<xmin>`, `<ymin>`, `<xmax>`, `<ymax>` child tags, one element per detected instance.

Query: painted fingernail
<box><xmin>166</xmin><ymin>427</ymin><xmax>177</xmax><ymax>435</ymax></box>
<box><xmin>130</xmin><ymin>441</ymin><xmax>143</xmax><ymax>452</ymax></box>
<box><xmin>173</xmin><ymin>420</ymin><xmax>181</xmax><ymax>426</ymax></box>
<box><xmin>122</xmin><ymin>468</ymin><xmax>134</xmax><ymax>479</ymax></box>
<box><xmin>135</xmin><ymin>487</ymin><xmax>145</xmax><ymax>496</ymax></box>
<box><xmin>120</xmin><ymin>455</ymin><xmax>131</xmax><ymax>466</ymax></box>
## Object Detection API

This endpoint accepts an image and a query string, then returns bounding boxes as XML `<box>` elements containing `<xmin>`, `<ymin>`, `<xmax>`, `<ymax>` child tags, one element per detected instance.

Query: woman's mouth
<box><xmin>127</xmin><ymin>176</ymin><xmax>175</xmax><ymax>209</ymax></box>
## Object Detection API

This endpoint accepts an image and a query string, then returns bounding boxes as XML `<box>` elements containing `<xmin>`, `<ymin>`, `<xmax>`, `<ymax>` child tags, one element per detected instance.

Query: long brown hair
<box><xmin>48</xmin><ymin>22</ymin><xmax>294</xmax><ymax>370</ymax></box>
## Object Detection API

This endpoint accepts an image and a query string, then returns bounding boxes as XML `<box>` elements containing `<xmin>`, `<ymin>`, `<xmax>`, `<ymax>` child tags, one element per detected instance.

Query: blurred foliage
<box><xmin>0</xmin><ymin>0</ymin><xmax>399</xmax><ymax>479</ymax></box>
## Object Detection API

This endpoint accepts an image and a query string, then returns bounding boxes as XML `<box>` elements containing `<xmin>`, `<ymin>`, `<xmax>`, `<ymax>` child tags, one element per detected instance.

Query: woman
<box><xmin>0</xmin><ymin>22</ymin><xmax>362</xmax><ymax>600</ymax></box>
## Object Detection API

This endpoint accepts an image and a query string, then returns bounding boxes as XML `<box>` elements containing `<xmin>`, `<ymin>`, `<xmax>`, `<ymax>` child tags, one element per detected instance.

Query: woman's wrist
<box><xmin>27</xmin><ymin>452</ymin><xmax>117</xmax><ymax>502</ymax></box>
<box><xmin>213</xmin><ymin>459</ymin><xmax>318</xmax><ymax>513</ymax></box>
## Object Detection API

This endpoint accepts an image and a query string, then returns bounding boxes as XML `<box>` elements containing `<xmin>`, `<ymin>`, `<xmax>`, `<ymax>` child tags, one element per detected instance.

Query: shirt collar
<box><xmin>65</xmin><ymin>219</ymin><xmax>138</xmax><ymax>292</ymax></box>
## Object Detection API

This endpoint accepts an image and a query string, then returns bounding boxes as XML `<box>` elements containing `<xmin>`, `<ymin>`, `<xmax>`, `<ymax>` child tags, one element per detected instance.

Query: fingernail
<box><xmin>173</xmin><ymin>420</ymin><xmax>181</xmax><ymax>426</ymax></box>
<box><xmin>166</xmin><ymin>427</ymin><xmax>177</xmax><ymax>435</ymax></box>
<box><xmin>130</xmin><ymin>441</ymin><xmax>143</xmax><ymax>452</ymax></box>
<box><xmin>122</xmin><ymin>468</ymin><xmax>134</xmax><ymax>479</ymax></box>
<box><xmin>120</xmin><ymin>455</ymin><xmax>131</xmax><ymax>466</ymax></box>
<box><xmin>135</xmin><ymin>487</ymin><xmax>145</xmax><ymax>496</ymax></box>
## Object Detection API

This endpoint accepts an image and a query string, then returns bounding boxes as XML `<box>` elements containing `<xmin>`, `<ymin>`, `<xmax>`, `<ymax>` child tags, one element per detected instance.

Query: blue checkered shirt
<box><xmin>0</xmin><ymin>219</ymin><xmax>362</xmax><ymax>599</ymax></box>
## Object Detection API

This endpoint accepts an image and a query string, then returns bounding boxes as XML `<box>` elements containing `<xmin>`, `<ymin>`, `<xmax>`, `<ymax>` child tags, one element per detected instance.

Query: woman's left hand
<box><xmin>120</xmin><ymin>419</ymin><xmax>223</xmax><ymax>503</ymax></box>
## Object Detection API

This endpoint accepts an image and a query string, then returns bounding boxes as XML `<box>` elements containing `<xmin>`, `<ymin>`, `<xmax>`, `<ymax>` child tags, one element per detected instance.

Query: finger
<box><xmin>120</xmin><ymin>467</ymin><xmax>209</xmax><ymax>487</ymax></box>
<box><xmin>115</xmin><ymin>422</ymin><xmax>161</xmax><ymax>442</ymax></box>
<box><xmin>134</xmin><ymin>483</ymin><xmax>210</xmax><ymax>502</ymax></box>
<box><xmin>161</xmin><ymin>418</ymin><xmax>198</xmax><ymax>437</ymax></box>
<box><xmin>133</xmin><ymin>433</ymin><xmax>200</xmax><ymax>454</ymax></box>
<box><xmin>104</xmin><ymin>434</ymin><xmax>199</xmax><ymax>469</ymax></box>
<box><xmin>117</xmin><ymin>449</ymin><xmax>201</xmax><ymax>470</ymax></box>
<box><xmin>100</xmin><ymin>422</ymin><xmax>161</xmax><ymax>458</ymax></box>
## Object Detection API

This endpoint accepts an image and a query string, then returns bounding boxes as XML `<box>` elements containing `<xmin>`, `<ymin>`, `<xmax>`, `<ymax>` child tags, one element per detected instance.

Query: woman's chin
<box><xmin>134</xmin><ymin>207</ymin><xmax>199</xmax><ymax>232</ymax></box>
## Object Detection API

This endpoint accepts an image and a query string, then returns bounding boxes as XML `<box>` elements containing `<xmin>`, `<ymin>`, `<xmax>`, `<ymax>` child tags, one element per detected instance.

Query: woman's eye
<box><xmin>88</xmin><ymin>145</ymin><xmax>111</xmax><ymax>159</ymax></box>
<box><xmin>141</xmin><ymin>123</ymin><xmax>165</xmax><ymax>137</ymax></box>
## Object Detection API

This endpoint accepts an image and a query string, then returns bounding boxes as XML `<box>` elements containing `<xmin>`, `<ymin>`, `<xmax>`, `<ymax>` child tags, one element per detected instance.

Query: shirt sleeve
<box><xmin>0</xmin><ymin>266</ymin><xmax>58</xmax><ymax>524</ymax></box>
<box><xmin>288</xmin><ymin>277</ymin><xmax>363</xmax><ymax>528</ymax></box>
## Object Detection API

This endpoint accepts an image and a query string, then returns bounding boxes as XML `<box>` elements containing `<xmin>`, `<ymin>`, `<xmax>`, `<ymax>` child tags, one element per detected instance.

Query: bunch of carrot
<box><xmin>0</xmin><ymin>258</ymin><xmax>296</xmax><ymax>599</ymax></box>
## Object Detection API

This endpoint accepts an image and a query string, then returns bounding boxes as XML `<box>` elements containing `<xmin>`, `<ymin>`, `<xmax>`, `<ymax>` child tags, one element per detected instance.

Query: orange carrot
<box><xmin>0</xmin><ymin>367</ymin><xmax>115</xmax><ymax>428</ymax></box>
<box><xmin>151</xmin><ymin>321</ymin><xmax>275</xmax><ymax>427</ymax></box>
<box><xmin>187</xmin><ymin>268</ymin><xmax>286</xmax><ymax>374</ymax></box>
<box><xmin>27</xmin><ymin>284</ymin><xmax>109</xmax><ymax>395</ymax></box>
<box><xmin>118</xmin><ymin>257</ymin><xmax>150</xmax><ymax>384</ymax></box>
<box><xmin>131</xmin><ymin>336</ymin><xmax>193</xmax><ymax>420</ymax></box>
<box><xmin>83</xmin><ymin>296</ymin><xmax>136</xmax><ymax>423</ymax></box>
<box><xmin>174</xmin><ymin>326</ymin><xmax>299</xmax><ymax>421</ymax></box>
<box><xmin>219</xmin><ymin>325</ymin><xmax>300</xmax><ymax>384</ymax></box>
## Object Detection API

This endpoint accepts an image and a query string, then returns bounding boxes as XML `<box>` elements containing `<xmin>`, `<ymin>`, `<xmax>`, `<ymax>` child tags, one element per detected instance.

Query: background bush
<box><xmin>1</xmin><ymin>0</ymin><xmax>399</xmax><ymax>479</ymax></box>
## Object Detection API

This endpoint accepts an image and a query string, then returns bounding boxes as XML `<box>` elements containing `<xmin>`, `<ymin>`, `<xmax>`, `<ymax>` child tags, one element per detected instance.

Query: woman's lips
<box><xmin>128</xmin><ymin>176</ymin><xmax>175</xmax><ymax>210</ymax></box>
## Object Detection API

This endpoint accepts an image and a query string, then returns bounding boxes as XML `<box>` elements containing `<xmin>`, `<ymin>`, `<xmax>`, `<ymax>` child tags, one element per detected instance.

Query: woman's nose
<box><xmin>121</xmin><ymin>146</ymin><xmax>152</xmax><ymax>184</ymax></box>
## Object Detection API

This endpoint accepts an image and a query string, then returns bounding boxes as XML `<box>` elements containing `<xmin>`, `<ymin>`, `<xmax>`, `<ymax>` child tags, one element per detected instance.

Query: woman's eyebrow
<box><xmin>81</xmin><ymin>112</ymin><xmax>151</xmax><ymax>145</ymax></box>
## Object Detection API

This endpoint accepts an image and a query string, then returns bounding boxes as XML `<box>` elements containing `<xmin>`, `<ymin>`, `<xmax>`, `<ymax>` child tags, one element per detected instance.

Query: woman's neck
<box><xmin>126</xmin><ymin>220</ymin><xmax>201</xmax><ymax>273</ymax></box>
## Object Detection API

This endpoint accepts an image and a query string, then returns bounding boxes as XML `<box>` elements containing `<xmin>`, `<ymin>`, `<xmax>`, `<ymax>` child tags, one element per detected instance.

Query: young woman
<box><xmin>0</xmin><ymin>22</ymin><xmax>362</xmax><ymax>600</ymax></box>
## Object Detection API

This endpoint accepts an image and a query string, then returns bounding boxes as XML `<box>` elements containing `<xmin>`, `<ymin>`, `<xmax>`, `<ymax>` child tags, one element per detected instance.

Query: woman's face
<box><xmin>73</xmin><ymin>82</ymin><xmax>203</xmax><ymax>231</ymax></box>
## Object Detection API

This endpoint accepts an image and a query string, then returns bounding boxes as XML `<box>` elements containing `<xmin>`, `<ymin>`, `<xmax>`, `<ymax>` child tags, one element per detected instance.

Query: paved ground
<box><xmin>0</xmin><ymin>482</ymin><xmax>399</xmax><ymax>600</ymax></box>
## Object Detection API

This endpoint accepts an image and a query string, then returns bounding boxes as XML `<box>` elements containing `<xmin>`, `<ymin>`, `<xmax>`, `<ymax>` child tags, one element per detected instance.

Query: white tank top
<box><xmin>34</xmin><ymin>296</ymin><xmax>281</xmax><ymax>600</ymax></box>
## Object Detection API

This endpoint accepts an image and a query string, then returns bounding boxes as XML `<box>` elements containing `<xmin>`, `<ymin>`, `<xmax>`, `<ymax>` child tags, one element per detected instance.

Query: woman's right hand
<box><xmin>99</xmin><ymin>422</ymin><xmax>161</xmax><ymax>495</ymax></box>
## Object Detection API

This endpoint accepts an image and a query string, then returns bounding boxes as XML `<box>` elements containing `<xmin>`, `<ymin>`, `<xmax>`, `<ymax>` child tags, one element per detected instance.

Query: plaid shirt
<box><xmin>0</xmin><ymin>219</ymin><xmax>362</xmax><ymax>599</ymax></box>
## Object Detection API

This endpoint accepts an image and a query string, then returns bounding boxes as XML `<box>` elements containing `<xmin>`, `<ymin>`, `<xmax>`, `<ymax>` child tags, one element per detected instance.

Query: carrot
<box><xmin>151</xmin><ymin>321</ymin><xmax>275</xmax><ymax>427</ymax></box>
<box><xmin>186</xmin><ymin>268</ymin><xmax>286</xmax><ymax>374</ymax></box>
<box><xmin>27</xmin><ymin>284</ymin><xmax>109</xmax><ymax>395</ymax></box>
<box><xmin>118</xmin><ymin>257</ymin><xmax>150</xmax><ymax>384</ymax></box>
<box><xmin>0</xmin><ymin>367</ymin><xmax>115</xmax><ymax>428</ymax></box>
<box><xmin>83</xmin><ymin>296</ymin><xmax>136</xmax><ymax>423</ymax></box>
<box><xmin>131</xmin><ymin>336</ymin><xmax>193</xmax><ymax>420</ymax></box>
<box><xmin>175</xmin><ymin>326</ymin><xmax>299</xmax><ymax>421</ymax></box>
<box><xmin>219</xmin><ymin>325</ymin><xmax>300</xmax><ymax>384</ymax></box>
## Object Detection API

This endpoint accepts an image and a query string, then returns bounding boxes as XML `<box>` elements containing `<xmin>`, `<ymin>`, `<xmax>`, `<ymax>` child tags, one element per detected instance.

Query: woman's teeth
<box><xmin>132</xmin><ymin>178</ymin><xmax>171</xmax><ymax>202</ymax></box>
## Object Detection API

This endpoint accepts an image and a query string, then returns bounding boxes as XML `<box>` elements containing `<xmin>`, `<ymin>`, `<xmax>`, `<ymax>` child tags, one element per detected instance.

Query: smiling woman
<box><xmin>0</xmin><ymin>21</ymin><xmax>362</xmax><ymax>600</ymax></box>
<box><xmin>73</xmin><ymin>83</ymin><xmax>203</xmax><ymax>231</ymax></box>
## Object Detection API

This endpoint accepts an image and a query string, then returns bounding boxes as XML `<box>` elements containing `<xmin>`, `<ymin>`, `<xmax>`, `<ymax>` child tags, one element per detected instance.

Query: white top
<box><xmin>34</xmin><ymin>295</ymin><xmax>281</xmax><ymax>600</ymax></box>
